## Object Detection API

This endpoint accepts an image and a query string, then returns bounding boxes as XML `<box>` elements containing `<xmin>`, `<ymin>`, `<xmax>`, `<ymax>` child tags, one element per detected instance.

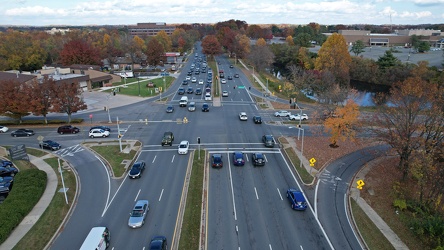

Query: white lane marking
<box><xmin>279</xmin><ymin>150</ymin><xmax>335</xmax><ymax>249</ymax></box>
<box><xmin>245</xmin><ymin>154</ymin><xmax>249</xmax><ymax>162</ymax></box>
<box><xmin>300</xmin><ymin>245</ymin><xmax>304</xmax><ymax>250</ymax></box>
<box><xmin>95</xmin><ymin>154</ymin><xmax>112</xmax><ymax>217</ymax></box>
<box><xmin>171</xmin><ymin>155</ymin><xmax>175</xmax><ymax>163</ymax></box>
<box><xmin>277</xmin><ymin>188</ymin><xmax>283</xmax><ymax>200</ymax></box>
<box><xmin>228</xmin><ymin>155</ymin><xmax>238</xmax><ymax>221</ymax></box>
<box><xmin>152</xmin><ymin>155</ymin><xmax>157</xmax><ymax>163</ymax></box>
<box><xmin>269</xmin><ymin>244</ymin><xmax>273</xmax><ymax>250</ymax></box>
<box><xmin>254</xmin><ymin>187</ymin><xmax>259</xmax><ymax>199</ymax></box>
<box><xmin>159</xmin><ymin>189</ymin><xmax>164</xmax><ymax>201</ymax></box>
<box><xmin>264</xmin><ymin>154</ymin><xmax>268</xmax><ymax>162</ymax></box>
<box><xmin>134</xmin><ymin>189</ymin><xmax>141</xmax><ymax>201</ymax></box>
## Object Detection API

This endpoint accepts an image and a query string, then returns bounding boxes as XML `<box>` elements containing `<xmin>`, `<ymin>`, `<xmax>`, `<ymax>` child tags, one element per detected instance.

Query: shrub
<box><xmin>393</xmin><ymin>199</ymin><xmax>407</xmax><ymax>211</ymax></box>
<box><xmin>0</xmin><ymin>169</ymin><xmax>47</xmax><ymax>244</ymax></box>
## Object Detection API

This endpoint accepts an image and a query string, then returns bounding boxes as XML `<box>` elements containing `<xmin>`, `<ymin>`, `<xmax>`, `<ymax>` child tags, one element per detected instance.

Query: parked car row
<box><xmin>0</xmin><ymin>160</ymin><xmax>17</xmax><ymax>196</ymax></box>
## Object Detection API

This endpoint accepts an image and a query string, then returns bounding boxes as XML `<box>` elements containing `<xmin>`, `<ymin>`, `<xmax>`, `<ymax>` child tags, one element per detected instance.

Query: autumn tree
<box><xmin>315</xmin><ymin>33</ymin><xmax>351</xmax><ymax>87</ymax></box>
<box><xmin>201</xmin><ymin>35</ymin><xmax>222</xmax><ymax>60</ymax></box>
<box><xmin>155</xmin><ymin>30</ymin><xmax>172</xmax><ymax>52</ymax></box>
<box><xmin>324</xmin><ymin>100</ymin><xmax>360</xmax><ymax>147</ymax></box>
<box><xmin>233</xmin><ymin>34</ymin><xmax>250</xmax><ymax>59</ymax></box>
<box><xmin>248</xmin><ymin>45</ymin><xmax>274</xmax><ymax>72</ymax></box>
<box><xmin>0</xmin><ymin>79</ymin><xmax>33</xmax><ymax>123</ymax></box>
<box><xmin>59</xmin><ymin>38</ymin><xmax>102</xmax><ymax>65</ymax></box>
<box><xmin>28</xmin><ymin>76</ymin><xmax>57</xmax><ymax>124</ymax></box>
<box><xmin>286</xmin><ymin>36</ymin><xmax>294</xmax><ymax>46</ymax></box>
<box><xmin>145</xmin><ymin>38</ymin><xmax>165</xmax><ymax>66</ymax></box>
<box><xmin>52</xmin><ymin>82</ymin><xmax>87</xmax><ymax>123</ymax></box>
<box><xmin>256</xmin><ymin>38</ymin><xmax>267</xmax><ymax>46</ymax></box>
<box><xmin>0</xmin><ymin>29</ymin><xmax>46</xmax><ymax>71</ymax></box>
<box><xmin>372</xmin><ymin>76</ymin><xmax>441</xmax><ymax>179</ymax></box>
<box><xmin>350</xmin><ymin>40</ymin><xmax>365</xmax><ymax>56</ymax></box>
<box><xmin>217</xmin><ymin>26</ymin><xmax>237</xmax><ymax>54</ymax></box>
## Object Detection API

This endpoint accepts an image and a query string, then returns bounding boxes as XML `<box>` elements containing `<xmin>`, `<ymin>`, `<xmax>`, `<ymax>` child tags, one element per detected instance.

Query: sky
<box><xmin>1</xmin><ymin>0</ymin><xmax>443</xmax><ymax>26</ymax></box>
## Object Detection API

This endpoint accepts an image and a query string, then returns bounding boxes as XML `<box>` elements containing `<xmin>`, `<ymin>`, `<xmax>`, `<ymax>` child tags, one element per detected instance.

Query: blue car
<box><xmin>0</xmin><ymin>176</ymin><xmax>14</xmax><ymax>194</ymax></box>
<box><xmin>233</xmin><ymin>151</ymin><xmax>245</xmax><ymax>166</ymax></box>
<box><xmin>286</xmin><ymin>188</ymin><xmax>307</xmax><ymax>211</ymax></box>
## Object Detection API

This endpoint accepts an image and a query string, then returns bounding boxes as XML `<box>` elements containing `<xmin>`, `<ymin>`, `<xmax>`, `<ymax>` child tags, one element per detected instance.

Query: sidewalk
<box><xmin>283</xmin><ymin>136</ymin><xmax>407</xmax><ymax>249</ymax></box>
<box><xmin>0</xmin><ymin>154</ymin><xmax>58</xmax><ymax>250</ymax></box>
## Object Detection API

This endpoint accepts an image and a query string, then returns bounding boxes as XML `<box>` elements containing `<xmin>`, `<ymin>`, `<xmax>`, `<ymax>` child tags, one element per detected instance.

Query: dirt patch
<box><xmin>360</xmin><ymin>158</ymin><xmax>426</xmax><ymax>249</ymax></box>
<box><xmin>292</xmin><ymin>135</ymin><xmax>377</xmax><ymax>171</ymax></box>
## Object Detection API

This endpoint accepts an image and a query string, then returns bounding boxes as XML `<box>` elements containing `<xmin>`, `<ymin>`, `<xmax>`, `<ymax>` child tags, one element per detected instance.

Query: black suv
<box><xmin>57</xmin><ymin>125</ymin><xmax>80</xmax><ymax>134</ymax></box>
<box><xmin>39</xmin><ymin>140</ymin><xmax>61</xmax><ymax>151</ymax></box>
<box><xmin>252</xmin><ymin>153</ymin><xmax>265</xmax><ymax>166</ymax></box>
<box><xmin>161</xmin><ymin>132</ymin><xmax>174</xmax><ymax>146</ymax></box>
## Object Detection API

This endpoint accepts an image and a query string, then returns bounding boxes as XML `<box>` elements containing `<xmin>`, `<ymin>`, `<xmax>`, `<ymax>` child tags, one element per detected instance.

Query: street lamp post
<box><xmin>266</xmin><ymin>78</ymin><xmax>269</xmax><ymax>95</ymax></box>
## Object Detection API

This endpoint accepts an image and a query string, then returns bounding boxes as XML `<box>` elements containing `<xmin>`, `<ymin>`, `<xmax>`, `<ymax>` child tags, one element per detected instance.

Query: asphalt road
<box><xmin>0</xmin><ymin>46</ymin><xmax>358</xmax><ymax>250</ymax></box>
<box><xmin>316</xmin><ymin>144</ymin><xmax>390</xmax><ymax>250</ymax></box>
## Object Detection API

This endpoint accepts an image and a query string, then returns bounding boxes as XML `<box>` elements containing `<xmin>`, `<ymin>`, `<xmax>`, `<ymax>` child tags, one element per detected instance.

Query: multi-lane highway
<box><xmin>1</xmin><ymin>45</ymin><xmax>343</xmax><ymax>250</ymax></box>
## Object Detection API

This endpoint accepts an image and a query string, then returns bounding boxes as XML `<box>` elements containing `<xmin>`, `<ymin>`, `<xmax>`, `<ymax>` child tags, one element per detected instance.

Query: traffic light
<box><xmin>197</xmin><ymin>137</ymin><xmax>201</xmax><ymax>144</ymax></box>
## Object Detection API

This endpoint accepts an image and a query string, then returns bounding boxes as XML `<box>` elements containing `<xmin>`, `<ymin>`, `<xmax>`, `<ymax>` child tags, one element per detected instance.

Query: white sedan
<box><xmin>221</xmin><ymin>79</ymin><xmax>227</xmax><ymax>84</ymax></box>
<box><xmin>0</xmin><ymin>126</ymin><xmax>8</xmax><ymax>133</ymax></box>
<box><xmin>198</xmin><ymin>79</ymin><xmax>204</xmax><ymax>85</ymax></box>
<box><xmin>178</xmin><ymin>140</ymin><xmax>190</xmax><ymax>154</ymax></box>
<box><xmin>239</xmin><ymin>112</ymin><xmax>248</xmax><ymax>121</ymax></box>
<box><xmin>274</xmin><ymin>110</ymin><xmax>291</xmax><ymax>117</ymax></box>
<box><xmin>289</xmin><ymin>114</ymin><xmax>309</xmax><ymax>121</ymax></box>
<box><xmin>222</xmin><ymin>91</ymin><xmax>229</xmax><ymax>97</ymax></box>
<box><xmin>89</xmin><ymin>129</ymin><xmax>110</xmax><ymax>138</ymax></box>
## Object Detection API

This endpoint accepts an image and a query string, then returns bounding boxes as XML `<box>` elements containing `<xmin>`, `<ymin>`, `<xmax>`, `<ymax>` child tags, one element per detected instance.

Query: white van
<box><xmin>205</xmin><ymin>93</ymin><xmax>212</xmax><ymax>101</ymax></box>
<box><xmin>179</xmin><ymin>96</ymin><xmax>188</xmax><ymax>107</ymax></box>
<box><xmin>188</xmin><ymin>102</ymin><xmax>196</xmax><ymax>111</ymax></box>
<box><xmin>80</xmin><ymin>227</ymin><xmax>110</xmax><ymax>250</ymax></box>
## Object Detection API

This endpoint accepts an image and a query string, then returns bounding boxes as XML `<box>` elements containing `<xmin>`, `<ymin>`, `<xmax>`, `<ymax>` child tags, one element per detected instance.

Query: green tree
<box><xmin>376</xmin><ymin>50</ymin><xmax>400</xmax><ymax>70</ymax></box>
<box><xmin>416</xmin><ymin>41</ymin><xmax>430</xmax><ymax>53</ymax></box>
<box><xmin>350</xmin><ymin>40</ymin><xmax>365</xmax><ymax>56</ymax></box>
<box><xmin>315</xmin><ymin>33</ymin><xmax>351</xmax><ymax>87</ymax></box>
<box><xmin>294</xmin><ymin>33</ymin><xmax>312</xmax><ymax>47</ymax></box>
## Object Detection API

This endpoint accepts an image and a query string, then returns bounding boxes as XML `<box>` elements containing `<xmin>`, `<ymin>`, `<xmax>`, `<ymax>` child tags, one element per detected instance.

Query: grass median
<box><xmin>179</xmin><ymin>150</ymin><xmax>205</xmax><ymax>250</ymax></box>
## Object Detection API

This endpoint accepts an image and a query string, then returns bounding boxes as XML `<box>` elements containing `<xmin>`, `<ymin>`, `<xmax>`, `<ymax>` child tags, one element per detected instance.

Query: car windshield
<box><xmin>180</xmin><ymin>144</ymin><xmax>187</xmax><ymax>148</ymax></box>
<box><xmin>131</xmin><ymin>210</ymin><xmax>144</xmax><ymax>217</ymax></box>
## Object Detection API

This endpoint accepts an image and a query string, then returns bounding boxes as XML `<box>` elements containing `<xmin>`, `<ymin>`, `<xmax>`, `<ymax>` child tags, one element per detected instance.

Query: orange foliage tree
<box><xmin>315</xmin><ymin>33</ymin><xmax>351</xmax><ymax>87</ymax></box>
<box><xmin>323</xmin><ymin>100</ymin><xmax>360</xmax><ymax>147</ymax></box>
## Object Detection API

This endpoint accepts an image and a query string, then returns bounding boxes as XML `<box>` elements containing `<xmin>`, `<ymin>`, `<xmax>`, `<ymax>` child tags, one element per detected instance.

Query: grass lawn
<box><xmin>179</xmin><ymin>150</ymin><xmax>205</xmax><ymax>250</ymax></box>
<box><xmin>89</xmin><ymin>142</ymin><xmax>140</xmax><ymax>177</ymax></box>
<box><xmin>106</xmin><ymin>76</ymin><xmax>175</xmax><ymax>97</ymax></box>
<box><xmin>13</xmin><ymin>156</ymin><xmax>76</xmax><ymax>250</ymax></box>
<box><xmin>351</xmin><ymin>199</ymin><xmax>395</xmax><ymax>250</ymax></box>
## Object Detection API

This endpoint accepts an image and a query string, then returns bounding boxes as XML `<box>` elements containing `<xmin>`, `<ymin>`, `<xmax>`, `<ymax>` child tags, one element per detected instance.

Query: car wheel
<box><xmin>286</xmin><ymin>193</ymin><xmax>289</xmax><ymax>197</ymax></box>
<box><xmin>27</xmin><ymin>134</ymin><xmax>30</xmax><ymax>137</ymax></box>
<box><xmin>90</xmin><ymin>135</ymin><xmax>94</xmax><ymax>138</ymax></box>
<box><xmin>60</xmin><ymin>131</ymin><xmax>64</xmax><ymax>134</ymax></box>
<box><xmin>102</xmin><ymin>135</ymin><xmax>106</xmax><ymax>137</ymax></box>
<box><xmin>292</xmin><ymin>204</ymin><xmax>295</xmax><ymax>209</ymax></box>
<box><xmin>13</xmin><ymin>135</ymin><xmax>17</xmax><ymax>137</ymax></box>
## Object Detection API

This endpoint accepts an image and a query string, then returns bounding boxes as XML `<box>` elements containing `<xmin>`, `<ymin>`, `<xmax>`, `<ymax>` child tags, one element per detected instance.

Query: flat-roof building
<box><xmin>127</xmin><ymin>22</ymin><xmax>176</xmax><ymax>37</ymax></box>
